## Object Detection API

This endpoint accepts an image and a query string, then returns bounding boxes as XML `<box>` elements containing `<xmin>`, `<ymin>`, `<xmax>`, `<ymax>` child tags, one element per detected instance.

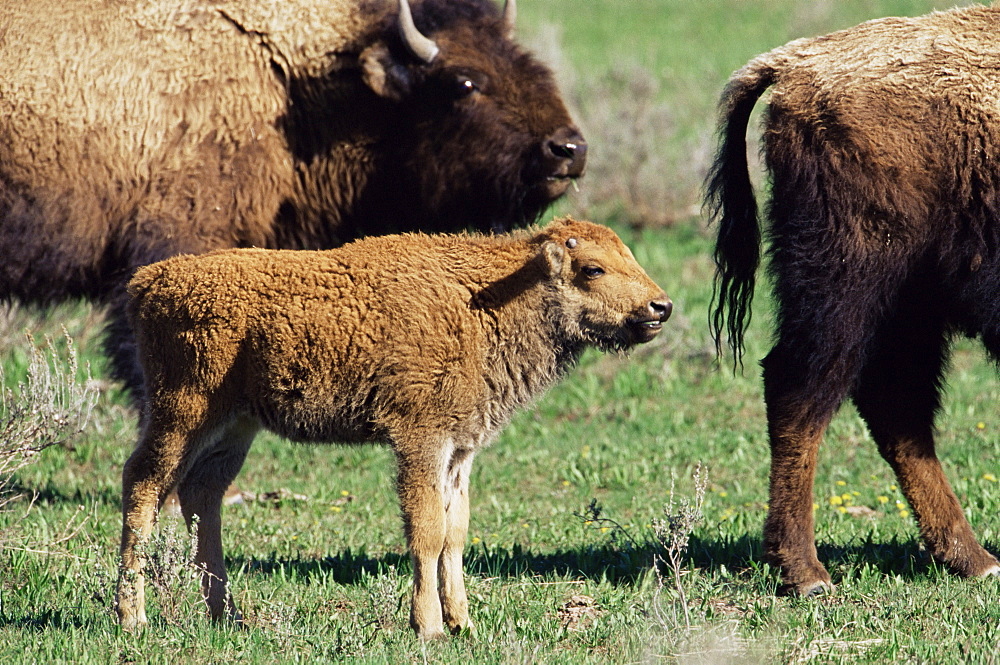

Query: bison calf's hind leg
<box><xmin>116</xmin><ymin>424</ymin><xmax>196</xmax><ymax>629</ymax></box>
<box><xmin>117</xmin><ymin>398</ymin><xmax>247</xmax><ymax>629</ymax></box>
<box><xmin>116</xmin><ymin>456</ymin><xmax>162</xmax><ymax>630</ymax></box>
<box><xmin>175</xmin><ymin>416</ymin><xmax>259</xmax><ymax>624</ymax></box>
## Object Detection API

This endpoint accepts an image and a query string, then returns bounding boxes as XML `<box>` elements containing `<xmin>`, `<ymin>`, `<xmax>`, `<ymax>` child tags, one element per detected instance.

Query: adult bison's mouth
<box><xmin>537</xmin><ymin>126</ymin><xmax>587</xmax><ymax>199</ymax></box>
<box><xmin>542</xmin><ymin>173</ymin><xmax>579</xmax><ymax>199</ymax></box>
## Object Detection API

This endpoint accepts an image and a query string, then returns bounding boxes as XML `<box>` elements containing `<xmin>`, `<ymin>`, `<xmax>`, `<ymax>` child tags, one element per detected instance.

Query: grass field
<box><xmin>3</xmin><ymin>1</ymin><xmax>1000</xmax><ymax>663</ymax></box>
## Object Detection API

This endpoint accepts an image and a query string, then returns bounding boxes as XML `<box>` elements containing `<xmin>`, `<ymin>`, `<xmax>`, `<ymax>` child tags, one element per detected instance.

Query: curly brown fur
<box><xmin>0</xmin><ymin>0</ymin><xmax>585</xmax><ymax>401</ymax></box>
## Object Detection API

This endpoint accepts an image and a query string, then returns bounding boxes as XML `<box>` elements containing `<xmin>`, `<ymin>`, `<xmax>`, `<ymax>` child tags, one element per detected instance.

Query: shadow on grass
<box><xmin>227</xmin><ymin>530</ymin><xmax>981</xmax><ymax>589</ymax></box>
<box><xmin>4</xmin><ymin>535</ymin><xmax>994</xmax><ymax>632</ymax></box>
<box><xmin>3</xmin><ymin>478</ymin><xmax>120</xmax><ymax>507</ymax></box>
<box><xmin>0</xmin><ymin>608</ymin><xmax>99</xmax><ymax>631</ymax></box>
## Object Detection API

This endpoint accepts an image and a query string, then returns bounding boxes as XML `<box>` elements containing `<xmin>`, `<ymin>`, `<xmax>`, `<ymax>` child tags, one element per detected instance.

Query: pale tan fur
<box><xmin>115</xmin><ymin>217</ymin><xmax>670</xmax><ymax>639</ymax></box>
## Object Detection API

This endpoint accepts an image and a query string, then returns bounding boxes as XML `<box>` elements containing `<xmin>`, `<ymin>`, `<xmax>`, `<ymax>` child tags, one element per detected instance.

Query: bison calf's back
<box><xmin>115</xmin><ymin>217</ymin><xmax>670</xmax><ymax>639</ymax></box>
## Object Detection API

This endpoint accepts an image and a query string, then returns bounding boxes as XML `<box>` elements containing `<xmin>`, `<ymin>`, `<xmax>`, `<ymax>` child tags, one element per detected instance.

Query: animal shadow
<box><xmin>230</xmin><ymin>532</ymin><xmax>999</xmax><ymax>590</ymax></box>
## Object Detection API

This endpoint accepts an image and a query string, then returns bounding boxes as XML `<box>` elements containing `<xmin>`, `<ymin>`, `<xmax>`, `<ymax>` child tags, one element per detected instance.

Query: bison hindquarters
<box><xmin>707</xmin><ymin>5</ymin><xmax>1000</xmax><ymax>596</ymax></box>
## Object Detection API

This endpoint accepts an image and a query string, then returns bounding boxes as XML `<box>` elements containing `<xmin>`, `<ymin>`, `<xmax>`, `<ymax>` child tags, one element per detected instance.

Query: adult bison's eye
<box><xmin>582</xmin><ymin>265</ymin><xmax>605</xmax><ymax>279</ymax></box>
<box><xmin>451</xmin><ymin>74</ymin><xmax>481</xmax><ymax>99</ymax></box>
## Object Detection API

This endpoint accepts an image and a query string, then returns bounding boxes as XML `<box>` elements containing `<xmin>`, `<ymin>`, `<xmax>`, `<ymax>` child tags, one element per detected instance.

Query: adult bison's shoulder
<box><xmin>0</xmin><ymin>0</ymin><xmax>585</xmax><ymax>397</ymax></box>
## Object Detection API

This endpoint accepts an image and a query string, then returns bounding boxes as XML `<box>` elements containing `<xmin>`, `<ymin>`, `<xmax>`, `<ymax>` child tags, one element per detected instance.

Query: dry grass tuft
<box><xmin>0</xmin><ymin>333</ymin><xmax>99</xmax><ymax>522</ymax></box>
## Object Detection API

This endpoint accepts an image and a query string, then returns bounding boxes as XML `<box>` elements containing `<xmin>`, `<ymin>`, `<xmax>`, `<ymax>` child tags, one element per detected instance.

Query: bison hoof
<box><xmin>778</xmin><ymin>579</ymin><xmax>834</xmax><ymax>598</ymax></box>
<box><xmin>418</xmin><ymin>628</ymin><xmax>447</xmax><ymax>641</ymax></box>
<box><xmin>117</xmin><ymin>612</ymin><xmax>147</xmax><ymax>632</ymax></box>
<box><xmin>448</xmin><ymin>619</ymin><xmax>475</xmax><ymax>637</ymax></box>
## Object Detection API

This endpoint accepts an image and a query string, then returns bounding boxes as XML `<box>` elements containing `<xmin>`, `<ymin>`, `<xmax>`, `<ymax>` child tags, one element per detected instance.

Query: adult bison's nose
<box><xmin>545</xmin><ymin>126</ymin><xmax>587</xmax><ymax>179</ymax></box>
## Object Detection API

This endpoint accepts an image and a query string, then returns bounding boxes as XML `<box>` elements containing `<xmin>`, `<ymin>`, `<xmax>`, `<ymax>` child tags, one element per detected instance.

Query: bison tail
<box><xmin>705</xmin><ymin>58</ymin><xmax>776</xmax><ymax>368</ymax></box>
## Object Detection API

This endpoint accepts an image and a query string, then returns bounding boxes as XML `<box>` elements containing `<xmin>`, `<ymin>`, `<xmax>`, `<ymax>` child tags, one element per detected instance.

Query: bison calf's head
<box><xmin>538</xmin><ymin>218</ymin><xmax>671</xmax><ymax>351</ymax></box>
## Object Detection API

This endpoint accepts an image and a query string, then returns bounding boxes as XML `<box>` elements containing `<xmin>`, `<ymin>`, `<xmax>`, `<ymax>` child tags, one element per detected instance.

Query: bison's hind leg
<box><xmin>116</xmin><ymin>407</ymin><xmax>203</xmax><ymax>629</ymax></box>
<box><xmin>116</xmin><ymin>395</ymin><xmax>250</xmax><ymax>628</ymax></box>
<box><xmin>761</xmin><ymin>342</ymin><xmax>840</xmax><ymax>596</ymax></box>
<box><xmin>852</xmin><ymin>315</ymin><xmax>1000</xmax><ymax>579</ymax></box>
<box><xmin>175</xmin><ymin>415</ymin><xmax>259</xmax><ymax>624</ymax></box>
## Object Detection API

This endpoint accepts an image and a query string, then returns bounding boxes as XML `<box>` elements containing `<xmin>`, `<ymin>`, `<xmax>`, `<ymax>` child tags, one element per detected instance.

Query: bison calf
<box><xmin>115</xmin><ymin>217</ymin><xmax>670</xmax><ymax>639</ymax></box>
<box><xmin>708</xmin><ymin>5</ymin><xmax>1000</xmax><ymax>595</ymax></box>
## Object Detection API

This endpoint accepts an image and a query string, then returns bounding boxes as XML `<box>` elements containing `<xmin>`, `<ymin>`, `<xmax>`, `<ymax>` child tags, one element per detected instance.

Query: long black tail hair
<box><xmin>705</xmin><ymin>59</ymin><xmax>777</xmax><ymax>368</ymax></box>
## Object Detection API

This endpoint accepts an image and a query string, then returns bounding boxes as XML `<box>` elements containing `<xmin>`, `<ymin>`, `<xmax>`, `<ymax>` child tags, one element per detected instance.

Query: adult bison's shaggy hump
<box><xmin>707</xmin><ymin>5</ymin><xmax>1000</xmax><ymax>595</ymax></box>
<box><xmin>0</xmin><ymin>0</ymin><xmax>585</xmax><ymax>396</ymax></box>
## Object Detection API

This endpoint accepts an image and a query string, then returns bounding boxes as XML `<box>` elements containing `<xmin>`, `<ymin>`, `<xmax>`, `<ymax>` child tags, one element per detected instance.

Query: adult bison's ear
<box><xmin>541</xmin><ymin>241</ymin><xmax>567</xmax><ymax>280</ymax></box>
<box><xmin>361</xmin><ymin>0</ymin><xmax>439</xmax><ymax>101</ymax></box>
<box><xmin>360</xmin><ymin>43</ymin><xmax>415</xmax><ymax>101</ymax></box>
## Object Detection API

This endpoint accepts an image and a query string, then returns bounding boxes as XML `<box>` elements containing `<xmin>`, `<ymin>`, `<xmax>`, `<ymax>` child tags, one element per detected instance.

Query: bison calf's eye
<box><xmin>581</xmin><ymin>266</ymin><xmax>604</xmax><ymax>279</ymax></box>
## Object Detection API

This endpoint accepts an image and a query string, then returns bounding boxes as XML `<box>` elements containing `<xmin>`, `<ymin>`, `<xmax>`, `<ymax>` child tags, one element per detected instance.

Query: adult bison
<box><xmin>707</xmin><ymin>5</ymin><xmax>1000</xmax><ymax>595</ymax></box>
<box><xmin>0</xmin><ymin>0</ymin><xmax>586</xmax><ymax>397</ymax></box>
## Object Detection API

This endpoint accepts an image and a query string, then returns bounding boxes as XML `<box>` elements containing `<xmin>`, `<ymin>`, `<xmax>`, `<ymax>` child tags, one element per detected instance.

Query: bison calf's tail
<box><xmin>705</xmin><ymin>58</ymin><xmax>777</xmax><ymax>367</ymax></box>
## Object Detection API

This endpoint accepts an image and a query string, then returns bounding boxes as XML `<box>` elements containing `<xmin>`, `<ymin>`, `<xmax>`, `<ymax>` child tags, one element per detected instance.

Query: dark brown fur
<box><xmin>707</xmin><ymin>5</ymin><xmax>1000</xmax><ymax>595</ymax></box>
<box><xmin>0</xmin><ymin>0</ymin><xmax>585</xmax><ymax>398</ymax></box>
<box><xmin>114</xmin><ymin>217</ymin><xmax>670</xmax><ymax>638</ymax></box>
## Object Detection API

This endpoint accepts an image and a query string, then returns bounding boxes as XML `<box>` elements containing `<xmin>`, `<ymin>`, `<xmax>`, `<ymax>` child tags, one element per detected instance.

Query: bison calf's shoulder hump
<box><xmin>117</xmin><ymin>217</ymin><xmax>670</xmax><ymax>639</ymax></box>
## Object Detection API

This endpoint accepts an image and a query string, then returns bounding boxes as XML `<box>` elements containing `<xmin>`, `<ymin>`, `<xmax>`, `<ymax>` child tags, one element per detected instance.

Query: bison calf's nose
<box><xmin>651</xmin><ymin>299</ymin><xmax>672</xmax><ymax>322</ymax></box>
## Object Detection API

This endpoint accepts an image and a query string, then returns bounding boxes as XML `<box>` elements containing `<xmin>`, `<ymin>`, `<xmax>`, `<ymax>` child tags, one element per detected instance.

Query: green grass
<box><xmin>3</xmin><ymin>1</ymin><xmax>1000</xmax><ymax>663</ymax></box>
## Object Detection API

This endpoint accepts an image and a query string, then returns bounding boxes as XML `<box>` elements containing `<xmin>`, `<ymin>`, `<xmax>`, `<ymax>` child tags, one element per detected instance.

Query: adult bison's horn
<box><xmin>503</xmin><ymin>0</ymin><xmax>516</xmax><ymax>32</ymax></box>
<box><xmin>398</xmin><ymin>0</ymin><xmax>439</xmax><ymax>64</ymax></box>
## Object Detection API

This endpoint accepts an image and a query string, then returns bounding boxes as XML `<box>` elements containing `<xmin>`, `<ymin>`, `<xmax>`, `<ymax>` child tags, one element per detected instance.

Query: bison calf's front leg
<box><xmin>397</xmin><ymin>451</ymin><xmax>449</xmax><ymax>640</ymax></box>
<box><xmin>439</xmin><ymin>448</ymin><xmax>475</xmax><ymax>635</ymax></box>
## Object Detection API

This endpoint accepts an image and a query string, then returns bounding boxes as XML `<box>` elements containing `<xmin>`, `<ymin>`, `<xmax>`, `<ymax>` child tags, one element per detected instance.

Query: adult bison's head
<box><xmin>357</xmin><ymin>0</ymin><xmax>586</xmax><ymax>233</ymax></box>
<box><xmin>535</xmin><ymin>218</ymin><xmax>672</xmax><ymax>352</ymax></box>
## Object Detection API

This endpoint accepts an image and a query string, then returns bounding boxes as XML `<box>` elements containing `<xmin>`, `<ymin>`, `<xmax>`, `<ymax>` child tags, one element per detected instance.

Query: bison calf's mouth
<box><xmin>630</xmin><ymin>300</ymin><xmax>672</xmax><ymax>344</ymax></box>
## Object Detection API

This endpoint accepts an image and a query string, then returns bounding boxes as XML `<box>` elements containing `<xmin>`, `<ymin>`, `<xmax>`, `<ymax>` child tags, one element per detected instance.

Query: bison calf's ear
<box><xmin>360</xmin><ymin>43</ymin><xmax>414</xmax><ymax>101</ymax></box>
<box><xmin>541</xmin><ymin>241</ymin><xmax>567</xmax><ymax>279</ymax></box>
